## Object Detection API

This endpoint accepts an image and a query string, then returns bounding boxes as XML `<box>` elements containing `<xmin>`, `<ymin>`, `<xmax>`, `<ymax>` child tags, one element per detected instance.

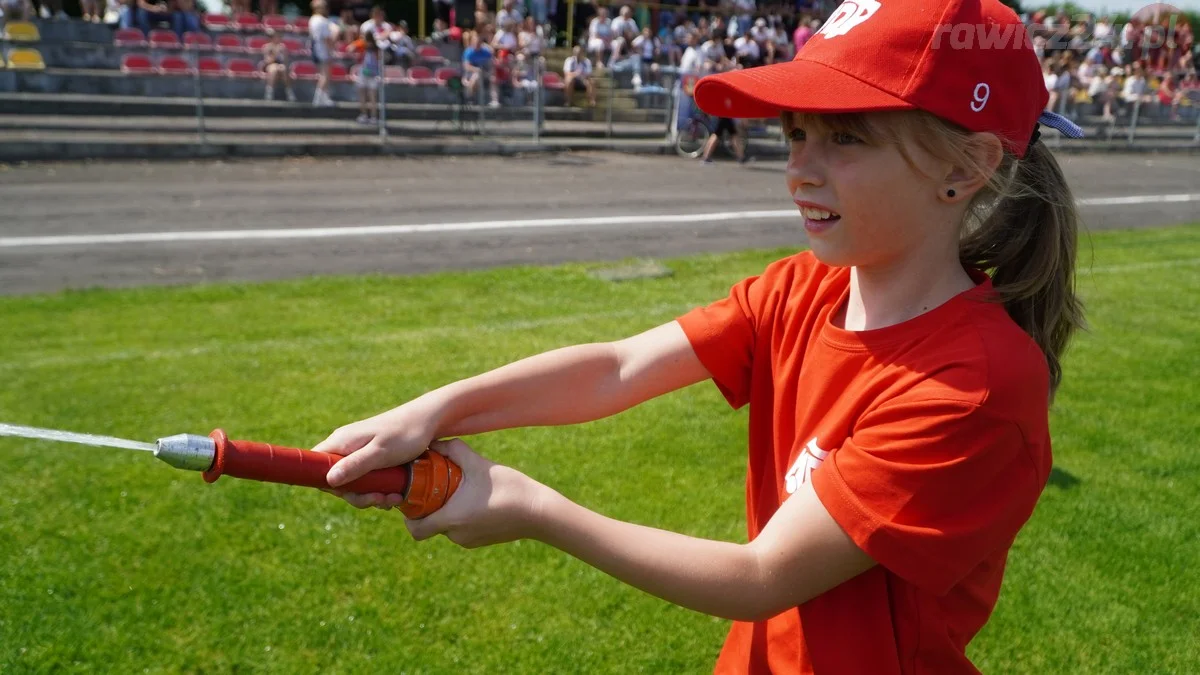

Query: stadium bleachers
<box><xmin>6</xmin><ymin>48</ymin><xmax>47</xmax><ymax>70</ymax></box>
<box><xmin>3</xmin><ymin>21</ymin><xmax>41</xmax><ymax>43</ymax></box>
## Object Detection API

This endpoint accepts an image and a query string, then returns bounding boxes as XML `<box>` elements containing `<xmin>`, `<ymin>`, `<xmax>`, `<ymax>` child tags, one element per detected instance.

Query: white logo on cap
<box><xmin>816</xmin><ymin>0</ymin><xmax>881</xmax><ymax>39</ymax></box>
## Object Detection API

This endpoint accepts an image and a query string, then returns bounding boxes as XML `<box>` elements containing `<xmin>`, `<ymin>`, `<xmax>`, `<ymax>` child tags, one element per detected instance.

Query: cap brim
<box><xmin>694</xmin><ymin>59</ymin><xmax>916</xmax><ymax>119</ymax></box>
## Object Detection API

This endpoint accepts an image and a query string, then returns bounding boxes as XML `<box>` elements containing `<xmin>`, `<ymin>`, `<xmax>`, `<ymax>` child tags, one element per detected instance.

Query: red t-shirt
<box><xmin>676</xmin><ymin>252</ymin><xmax>1052</xmax><ymax>674</ymax></box>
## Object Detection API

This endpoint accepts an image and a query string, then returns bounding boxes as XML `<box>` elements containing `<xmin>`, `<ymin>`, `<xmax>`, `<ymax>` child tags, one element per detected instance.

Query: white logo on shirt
<box><xmin>785</xmin><ymin>437</ymin><xmax>829</xmax><ymax>494</ymax></box>
<box><xmin>816</xmin><ymin>0</ymin><xmax>881</xmax><ymax>39</ymax></box>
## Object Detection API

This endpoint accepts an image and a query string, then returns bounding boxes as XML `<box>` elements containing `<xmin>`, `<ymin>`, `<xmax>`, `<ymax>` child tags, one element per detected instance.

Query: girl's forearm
<box><xmin>531</xmin><ymin>489</ymin><xmax>770</xmax><ymax>622</ymax></box>
<box><xmin>423</xmin><ymin>343</ymin><xmax>633</xmax><ymax>437</ymax></box>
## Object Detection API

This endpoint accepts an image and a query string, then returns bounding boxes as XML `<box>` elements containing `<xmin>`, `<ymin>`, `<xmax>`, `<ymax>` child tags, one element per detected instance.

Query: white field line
<box><xmin>1</xmin><ymin>194</ymin><xmax>1198</xmax><ymax>248</ymax></box>
<box><xmin>4</xmin><ymin>254</ymin><xmax>1199</xmax><ymax>372</ymax></box>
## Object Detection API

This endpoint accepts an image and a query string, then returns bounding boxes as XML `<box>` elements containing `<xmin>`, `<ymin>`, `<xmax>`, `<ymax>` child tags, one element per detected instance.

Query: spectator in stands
<box><xmin>700</xmin><ymin>32</ymin><xmax>727</xmax><ymax>73</ymax></box>
<box><xmin>309</xmin><ymin>0</ymin><xmax>336</xmax><ymax>107</ymax></box>
<box><xmin>609</xmin><ymin>5</ymin><xmax>639</xmax><ymax>66</ymax></box>
<box><xmin>360</xmin><ymin>5</ymin><xmax>393</xmax><ymax>51</ymax></box>
<box><xmin>260</xmin><ymin>0</ymin><xmax>277</xmax><ymax>20</ymax></box>
<box><xmin>429</xmin><ymin>18</ymin><xmax>453</xmax><ymax>44</ymax></box>
<box><xmin>492</xmin><ymin>15</ymin><xmax>519</xmax><ymax>58</ymax></box>
<box><xmin>0</xmin><ymin>0</ymin><xmax>28</xmax><ymax>20</ymax></box>
<box><xmin>171</xmin><ymin>0</ymin><xmax>199</xmax><ymax>39</ymax></box>
<box><xmin>262</xmin><ymin>30</ymin><xmax>297</xmax><ymax>102</ymax></box>
<box><xmin>135</xmin><ymin>0</ymin><xmax>171</xmax><ymax>34</ymax></box>
<box><xmin>388</xmin><ymin>20</ymin><xmax>415</xmax><ymax>70</ymax></box>
<box><xmin>1099</xmin><ymin>66</ymin><xmax>1123</xmax><ymax>120</ymax></box>
<box><xmin>496</xmin><ymin>0</ymin><xmax>522</xmax><ymax>27</ymax></box>
<box><xmin>115</xmin><ymin>0</ymin><xmax>134</xmax><ymax>28</ymax></box>
<box><xmin>1120</xmin><ymin>61</ymin><xmax>1150</xmax><ymax>112</ymax></box>
<box><xmin>586</xmin><ymin>6</ymin><xmax>614</xmax><ymax>70</ymax></box>
<box><xmin>793</xmin><ymin>17</ymin><xmax>818</xmax><ymax>53</ymax></box>
<box><xmin>734</xmin><ymin>29</ymin><xmax>761</xmax><ymax>68</ymax></box>
<box><xmin>518</xmin><ymin>16</ymin><xmax>544</xmax><ymax>61</ymax></box>
<box><xmin>81</xmin><ymin>0</ymin><xmax>102</xmax><ymax>22</ymax></box>
<box><xmin>769</xmin><ymin>21</ymin><xmax>791</xmax><ymax>64</ymax></box>
<box><xmin>562</xmin><ymin>44</ymin><xmax>596</xmax><ymax>107</ymax></box>
<box><xmin>463</xmin><ymin>33</ymin><xmax>500</xmax><ymax>108</ymax></box>
<box><xmin>631</xmin><ymin>26</ymin><xmax>660</xmax><ymax>88</ymax></box>
<box><xmin>659</xmin><ymin>21</ymin><xmax>682</xmax><ymax>67</ymax></box>
<box><xmin>679</xmin><ymin>32</ymin><xmax>703</xmax><ymax>75</ymax></box>
<box><xmin>338</xmin><ymin>8</ymin><xmax>360</xmax><ymax>47</ymax></box>
<box><xmin>1154</xmin><ymin>73</ymin><xmax>1178</xmax><ymax>118</ymax></box>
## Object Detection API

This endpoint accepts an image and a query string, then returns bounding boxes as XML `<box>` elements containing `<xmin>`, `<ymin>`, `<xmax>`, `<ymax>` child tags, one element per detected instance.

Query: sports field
<box><xmin>1</xmin><ymin>224</ymin><xmax>1197</xmax><ymax>673</ymax></box>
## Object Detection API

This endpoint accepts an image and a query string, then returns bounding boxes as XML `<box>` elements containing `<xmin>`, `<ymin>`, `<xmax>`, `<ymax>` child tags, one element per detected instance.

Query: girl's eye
<box><xmin>787</xmin><ymin>128</ymin><xmax>806</xmax><ymax>142</ymax></box>
<box><xmin>832</xmin><ymin>132</ymin><xmax>862</xmax><ymax>145</ymax></box>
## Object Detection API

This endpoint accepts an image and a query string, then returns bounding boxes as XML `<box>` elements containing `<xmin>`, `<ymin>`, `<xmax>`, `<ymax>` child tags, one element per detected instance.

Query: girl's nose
<box><xmin>785</xmin><ymin>143</ymin><xmax>825</xmax><ymax>192</ymax></box>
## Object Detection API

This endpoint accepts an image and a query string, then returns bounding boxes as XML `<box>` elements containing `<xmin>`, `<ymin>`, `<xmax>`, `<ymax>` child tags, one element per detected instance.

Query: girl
<box><xmin>316</xmin><ymin>0</ymin><xmax>1086</xmax><ymax>671</ymax></box>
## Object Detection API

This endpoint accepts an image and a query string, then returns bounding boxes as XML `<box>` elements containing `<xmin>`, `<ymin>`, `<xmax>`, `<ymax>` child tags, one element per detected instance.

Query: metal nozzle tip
<box><xmin>153</xmin><ymin>433</ymin><xmax>216</xmax><ymax>472</ymax></box>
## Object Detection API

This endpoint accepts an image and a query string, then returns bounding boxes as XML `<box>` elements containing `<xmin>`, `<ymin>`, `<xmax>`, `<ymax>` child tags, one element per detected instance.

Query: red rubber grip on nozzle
<box><xmin>201</xmin><ymin>429</ymin><xmax>462</xmax><ymax>518</ymax></box>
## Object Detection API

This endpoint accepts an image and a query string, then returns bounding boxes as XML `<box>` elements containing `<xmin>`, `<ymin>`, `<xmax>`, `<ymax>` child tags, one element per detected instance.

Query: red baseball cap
<box><xmin>694</xmin><ymin>0</ymin><xmax>1082</xmax><ymax>158</ymax></box>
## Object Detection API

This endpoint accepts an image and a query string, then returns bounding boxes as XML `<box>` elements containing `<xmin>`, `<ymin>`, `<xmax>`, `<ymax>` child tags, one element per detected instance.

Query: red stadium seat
<box><xmin>262</xmin><ymin>14</ymin><xmax>288</xmax><ymax>31</ymax></box>
<box><xmin>215</xmin><ymin>33</ymin><xmax>243</xmax><ymax>53</ymax></box>
<box><xmin>120</xmin><ymin>53</ymin><xmax>154</xmax><ymax>74</ymax></box>
<box><xmin>225</xmin><ymin>57</ymin><xmax>262</xmax><ymax>78</ymax></box>
<box><xmin>289</xmin><ymin>60</ymin><xmax>318</xmax><ymax>80</ymax></box>
<box><xmin>245</xmin><ymin>35</ymin><xmax>269</xmax><ymax>52</ymax></box>
<box><xmin>329</xmin><ymin>63</ymin><xmax>349</xmax><ymax>82</ymax></box>
<box><xmin>197</xmin><ymin>56</ymin><xmax>223</xmax><ymax>76</ymax></box>
<box><xmin>234</xmin><ymin>12</ymin><xmax>261</xmax><ymax>32</ymax></box>
<box><xmin>407</xmin><ymin>65</ymin><xmax>435</xmax><ymax>85</ymax></box>
<box><xmin>417</xmin><ymin>44</ymin><xmax>445</xmax><ymax>64</ymax></box>
<box><xmin>148</xmin><ymin>29</ymin><xmax>181</xmax><ymax>49</ymax></box>
<box><xmin>383</xmin><ymin>65</ymin><xmax>407</xmax><ymax>83</ymax></box>
<box><xmin>291</xmin><ymin>15</ymin><xmax>308</xmax><ymax>33</ymax></box>
<box><xmin>542</xmin><ymin>71</ymin><xmax>564</xmax><ymax>90</ymax></box>
<box><xmin>202</xmin><ymin>13</ymin><xmax>231</xmax><ymax>31</ymax></box>
<box><xmin>434</xmin><ymin>66</ymin><xmax>457</xmax><ymax>85</ymax></box>
<box><xmin>113</xmin><ymin>28</ymin><xmax>147</xmax><ymax>48</ymax></box>
<box><xmin>281</xmin><ymin>37</ymin><xmax>308</xmax><ymax>56</ymax></box>
<box><xmin>183</xmin><ymin>31</ymin><xmax>212</xmax><ymax>50</ymax></box>
<box><xmin>157</xmin><ymin>55</ymin><xmax>193</xmax><ymax>75</ymax></box>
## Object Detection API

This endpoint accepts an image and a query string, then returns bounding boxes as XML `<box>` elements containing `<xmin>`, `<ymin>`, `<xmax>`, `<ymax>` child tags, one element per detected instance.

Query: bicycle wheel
<box><xmin>675</xmin><ymin>118</ymin><xmax>712</xmax><ymax>158</ymax></box>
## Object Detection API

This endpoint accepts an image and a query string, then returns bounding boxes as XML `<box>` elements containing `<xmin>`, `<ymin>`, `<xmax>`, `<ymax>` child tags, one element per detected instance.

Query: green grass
<box><xmin>1</xmin><ymin>225</ymin><xmax>1198</xmax><ymax>673</ymax></box>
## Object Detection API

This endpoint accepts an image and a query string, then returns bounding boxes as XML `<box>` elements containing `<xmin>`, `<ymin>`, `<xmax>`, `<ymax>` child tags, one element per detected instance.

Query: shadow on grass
<box><xmin>1048</xmin><ymin>466</ymin><xmax>1081</xmax><ymax>490</ymax></box>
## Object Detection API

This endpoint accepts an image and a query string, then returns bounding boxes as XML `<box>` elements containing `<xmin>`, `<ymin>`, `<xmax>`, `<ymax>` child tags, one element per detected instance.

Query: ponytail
<box><xmin>958</xmin><ymin>139</ymin><xmax>1086</xmax><ymax>398</ymax></box>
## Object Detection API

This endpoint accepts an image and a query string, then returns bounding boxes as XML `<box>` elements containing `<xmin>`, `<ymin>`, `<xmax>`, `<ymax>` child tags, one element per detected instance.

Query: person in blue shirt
<box><xmin>462</xmin><ymin>33</ymin><xmax>500</xmax><ymax>107</ymax></box>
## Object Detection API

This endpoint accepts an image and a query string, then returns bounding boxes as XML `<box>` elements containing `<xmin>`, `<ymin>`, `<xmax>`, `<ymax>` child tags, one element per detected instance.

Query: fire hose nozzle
<box><xmin>152</xmin><ymin>429</ymin><xmax>461</xmax><ymax>519</ymax></box>
<box><xmin>154</xmin><ymin>433</ymin><xmax>218</xmax><ymax>472</ymax></box>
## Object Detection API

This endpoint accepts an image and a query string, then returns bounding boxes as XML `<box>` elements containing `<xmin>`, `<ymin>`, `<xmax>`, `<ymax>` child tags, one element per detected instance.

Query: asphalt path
<box><xmin>1</xmin><ymin>152</ymin><xmax>1197</xmax><ymax>295</ymax></box>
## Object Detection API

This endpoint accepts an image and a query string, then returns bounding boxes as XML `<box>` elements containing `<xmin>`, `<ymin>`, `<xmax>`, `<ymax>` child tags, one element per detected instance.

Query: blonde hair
<box><xmin>783</xmin><ymin>110</ymin><xmax>1085</xmax><ymax>398</ymax></box>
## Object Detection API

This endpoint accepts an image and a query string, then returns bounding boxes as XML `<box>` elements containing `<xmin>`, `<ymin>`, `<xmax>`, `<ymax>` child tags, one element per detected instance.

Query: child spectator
<box><xmin>262</xmin><ymin>29</ymin><xmax>297</xmax><ymax>102</ymax></box>
<box><xmin>562</xmin><ymin>44</ymin><xmax>596</xmax><ymax>107</ymax></box>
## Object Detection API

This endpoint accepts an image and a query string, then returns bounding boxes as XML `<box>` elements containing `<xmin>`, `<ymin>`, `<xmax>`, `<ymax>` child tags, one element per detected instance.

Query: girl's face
<box><xmin>783</xmin><ymin>112</ymin><xmax>954</xmax><ymax>269</ymax></box>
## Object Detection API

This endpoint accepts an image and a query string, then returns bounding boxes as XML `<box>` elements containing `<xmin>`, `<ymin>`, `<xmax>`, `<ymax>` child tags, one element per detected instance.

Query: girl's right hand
<box><xmin>313</xmin><ymin>402</ymin><xmax>442</xmax><ymax>489</ymax></box>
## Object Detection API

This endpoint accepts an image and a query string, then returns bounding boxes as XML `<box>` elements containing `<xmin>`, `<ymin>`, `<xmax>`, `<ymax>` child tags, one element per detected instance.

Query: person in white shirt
<box><xmin>631</xmin><ymin>27</ymin><xmax>660</xmax><ymax>87</ymax></box>
<box><xmin>587</xmin><ymin>6</ymin><xmax>614</xmax><ymax>68</ymax></box>
<box><xmin>679</xmin><ymin>32</ymin><xmax>704</xmax><ymax>74</ymax></box>
<box><xmin>734</xmin><ymin>33</ymin><xmax>760</xmax><ymax>67</ymax></box>
<box><xmin>308</xmin><ymin>0</ymin><xmax>336</xmax><ymax>107</ymax></box>
<box><xmin>562</xmin><ymin>45</ymin><xmax>596</xmax><ymax>106</ymax></box>
<box><xmin>1120</xmin><ymin>61</ymin><xmax>1148</xmax><ymax>108</ymax></box>
<box><xmin>496</xmin><ymin>0</ymin><xmax>522</xmax><ymax>29</ymax></box>
<box><xmin>518</xmin><ymin>16</ymin><xmax>545</xmax><ymax>59</ymax></box>
<box><xmin>609</xmin><ymin>5</ymin><xmax>639</xmax><ymax>67</ymax></box>
<box><xmin>700</xmin><ymin>34</ymin><xmax>727</xmax><ymax>73</ymax></box>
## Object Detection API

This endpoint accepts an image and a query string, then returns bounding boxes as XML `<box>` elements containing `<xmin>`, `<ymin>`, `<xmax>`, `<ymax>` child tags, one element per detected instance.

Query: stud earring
<box><xmin>946</xmin><ymin>188</ymin><xmax>956</xmax><ymax>198</ymax></box>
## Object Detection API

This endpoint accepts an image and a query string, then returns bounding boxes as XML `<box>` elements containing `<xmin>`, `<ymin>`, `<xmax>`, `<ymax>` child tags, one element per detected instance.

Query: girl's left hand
<box><xmin>329</xmin><ymin>438</ymin><xmax>551</xmax><ymax>549</ymax></box>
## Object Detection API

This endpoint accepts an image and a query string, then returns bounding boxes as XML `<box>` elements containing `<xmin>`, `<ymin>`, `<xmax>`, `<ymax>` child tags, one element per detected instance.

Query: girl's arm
<box><xmin>405</xmin><ymin>441</ymin><xmax>876</xmax><ymax>622</ymax></box>
<box><xmin>428</xmin><ymin>321</ymin><xmax>710</xmax><ymax>437</ymax></box>
<box><xmin>319</xmin><ymin>322</ymin><xmax>710</xmax><ymax>486</ymax></box>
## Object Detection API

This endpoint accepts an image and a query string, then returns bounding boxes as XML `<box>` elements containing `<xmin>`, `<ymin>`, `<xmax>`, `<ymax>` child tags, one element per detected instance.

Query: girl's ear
<box><xmin>943</xmin><ymin>133</ymin><xmax>1004</xmax><ymax>200</ymax></box>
